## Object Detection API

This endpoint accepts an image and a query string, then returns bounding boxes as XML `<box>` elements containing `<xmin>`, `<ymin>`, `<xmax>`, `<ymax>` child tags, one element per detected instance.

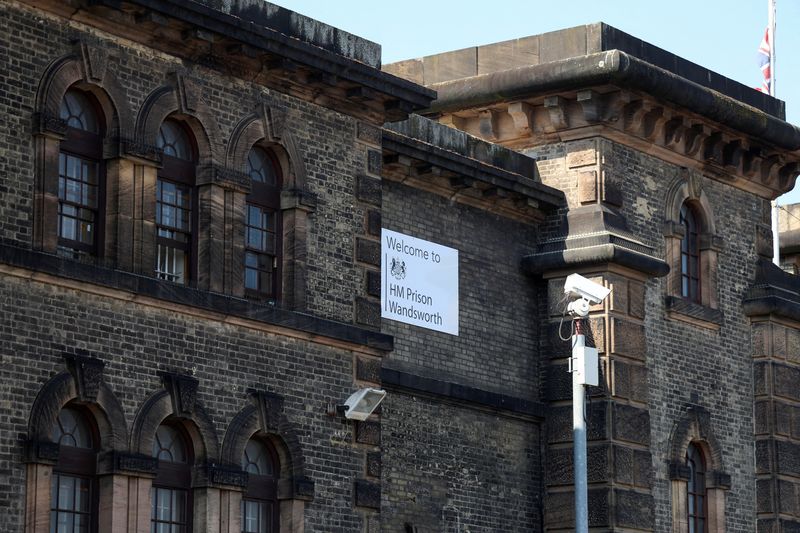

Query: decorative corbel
<box><xmin>577</xmin><ymin>90</ymin><xmax>605</xmax><ymax>123</ymax></box>
<box><xmin>478</xmin><ymin>109</ymin><xmax>500</xmax><ymax>140</ymax></box>
<box><xmin>543</xmin><ymin>96</ymin><xmax>569</xmax><ymax>131</ymax></box>
<box><xmin>507</xmin><ymin>102</ymin><xmax>534</xmax><ymax>136</ymax></box>
<box><xmin>159</xmin><ymin>372</ymin><xmax>199</xmax><ymax>417</ymax></box>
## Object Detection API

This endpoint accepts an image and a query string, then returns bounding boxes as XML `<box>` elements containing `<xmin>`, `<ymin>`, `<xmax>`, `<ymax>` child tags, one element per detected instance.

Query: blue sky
<box><xmin>273</xmin><ymin>1</ymin><xmax>800</xmax><ymax>203</ymax></box>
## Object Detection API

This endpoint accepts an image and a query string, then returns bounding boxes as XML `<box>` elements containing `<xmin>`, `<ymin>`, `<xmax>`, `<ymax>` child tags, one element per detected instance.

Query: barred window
<box><xmin>156</xmin><ymin>119</ymin><xmax>197</xmax><ymax>285</ymax></box>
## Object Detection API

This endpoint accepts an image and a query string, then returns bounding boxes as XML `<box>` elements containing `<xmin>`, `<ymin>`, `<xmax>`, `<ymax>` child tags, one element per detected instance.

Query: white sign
<box><xmin>381</xmin><ymin>229</ymin><xmax>459</xmax><ymax>335</ymax></box>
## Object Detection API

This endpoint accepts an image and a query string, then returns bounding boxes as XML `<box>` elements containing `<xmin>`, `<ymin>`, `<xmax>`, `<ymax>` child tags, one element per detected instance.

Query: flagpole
<box><xmin>770</xmin><ymin>0</ymin><xmax>780</xmax><ymax>267</ymax></box>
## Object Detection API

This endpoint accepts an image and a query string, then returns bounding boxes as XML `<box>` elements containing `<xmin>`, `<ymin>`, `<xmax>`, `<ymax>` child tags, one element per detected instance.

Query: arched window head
<box><xmin>686</xmin><ymin>443</ymin><xmax>707</xmax><ymax>533</ymax></box>
<box><xmin>241</xmin><ymin>438</ymin><xmax>279</xmax><ymax>533</ymax></box>
<box><xmin>243</xmin><ymin>438</ymin><xmax>275</xmax><ymax>476</ymax></box>
<box><xmin>247</xmin><ymin>146</ymin><xmax>279</xmax><ymax>186</ymax></box>
<box><xmin>245</xmin><ymin>146</ymin><xmax>282</xmax><ymax>301</ymax></box>
<box><xmin>60</xmin><ymin>89</ymin><xmax>100</xmax><ymax>134</ymax></box>
<box><xmin>157</xmin><ymin>120</ymin><xmax>194</xmax><ymax>161</ymax></box>
<box><xmin>153</xmin><ymin>424</ymin><xmax>188</xmax><ymax>463</ymax></box>
<box><xmin>52</xmin><ymin>406</ymin><xmax>93</xmax><ymax>448</ymax></box>
<box><xmin>680</xmin><ymin>202</ymin><xmax>701</xmax><ymax>303</ymax></box>
<box><xmin>50</xmin><ymin>406</ymin><xmax>98</xmax><ymax>533</ymax></box>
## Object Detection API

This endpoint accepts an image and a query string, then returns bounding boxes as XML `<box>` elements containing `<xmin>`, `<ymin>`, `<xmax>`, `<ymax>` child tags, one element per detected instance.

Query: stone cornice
<box><xmin>19</xmin><ymin>0</ymin><xmax>436</xmax><ymax>124</ymax></box>
<box><xmin>421</xmin><ymin>51</ymin><xmax>800</xmax><ymax>199</ymax></box>
<box><xmin>382</xmin><ymin>116</ymin><xmax>564</xmax><ymax>223</ymax></box>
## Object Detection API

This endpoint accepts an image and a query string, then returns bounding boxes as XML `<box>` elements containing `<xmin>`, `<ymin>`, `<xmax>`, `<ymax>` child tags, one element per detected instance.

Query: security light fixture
<box><xmin>337</xmin><ymin>388</ymin><xmax>386</xmax><ymax>421</ymax></box>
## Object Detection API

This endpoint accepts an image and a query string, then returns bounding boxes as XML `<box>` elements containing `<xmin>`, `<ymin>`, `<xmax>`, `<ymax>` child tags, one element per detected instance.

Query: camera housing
<box><xmin>563</xmin><ymin>273</ymin><xmax>610</xmax><ymax>305</ymax></box>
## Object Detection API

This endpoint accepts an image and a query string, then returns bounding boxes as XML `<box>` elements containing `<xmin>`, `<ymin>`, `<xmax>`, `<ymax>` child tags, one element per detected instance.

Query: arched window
<box><xmin>152</xmin><ymin>423</ymin><xmax>192</xmax><ymax>532</ymax></box>
<box><xmin>686</xmin><ymin>443</ymin><xmax>707</xmax><ymax>533</ymax></box>
<box><xmin>155</xmin><ymin>119</ymin><xmax>197</xmax><ymax>285</ymax></box>
<box><xmin>241</xmin><ymin>438</ymin><xmax>279</xmax><ymax>533</ymax></box>
<box><xmin>244</xmin><ymin>147</ymin><xmax>282</xmax><ymax>300</ymax></box>
<box><xmin>680</xmin><ymin>202</ymin><xmax>701</xmax><ymax>303</ymax></box>
<box><xmin>58</xmin><ymin>89</ymin><xmax>105</xmax><ymax>258</ymax></box>
<box><xmin>51</xmin><ymin>405</ymin><xmax>98</xmax><ymax>533</ymax></box>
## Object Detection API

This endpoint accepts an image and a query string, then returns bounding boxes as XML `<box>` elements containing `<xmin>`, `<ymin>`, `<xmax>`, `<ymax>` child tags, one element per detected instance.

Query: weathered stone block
<box><xmin>633</xmin><ymin>449</ymin><xmax>652</xmax><ymax>489</ymax></box>
<box><xmin>566</xmin><ymin>139</ymin><xmax>597</xmax><ymax>168</ymax></box>
<box><xmin>354</xmin><ymin>479</ymin><xmax>381</xmax><ymax>509</ymax></box>
<box><xmin>355</xmin><ymin>420</ymin><xmax>381</xmax><ymax>446</ymax></box>
<box><xmin>753</xmin><ymin>322</ymin><xmax>771</xmax><ymax>358</ymax></box>
<box><xmin>774</xmin><ymin>363</ymin><xmax>800</xmax><ymax>401</ymax></box>
<box><xmin>628</xmin><ymin>281</ymin><xmax>645</xmax><ymax>319</ymax></box>
<box><xmin>578</xmin><ymin>170</ymin><xmax>597</xmax><ymax>204</ymax></box>
<box><xmin>607</xmin><ymin>273</ymin><xmax>628</xmax><ymax>314</ymax></box>
<box><xmin>613</xmin><ymin>445</ymin><xmax>633</xmax><ymax>484</ymax></box>
<box><xmin>356</xmin><ymin>122</ymin><xmax>381</xmax><ymax>146</ymax></box>
<box><xmin>614</xmin><ymin>489</ymin><xmax>653</xmax><ymax>529</ymax></box>
<box><xmin>356</xmin><ymin>237</ymin><xmax>381</xmax><ymax>266</ymax></box>
<box><xmin>367</xmin><ymin>149</ymin><xmax>382</xmax><ymax>176</ymax></box>
<box><xmin>356</xmin><ymin>175</ymin><xmax>382</xmax><ymax>205</ymax></box>
<box><xmin>754</xmin><ymin>400</ymin><xmax>771</xmax><ymax>435</ymax></box>
<box><xmin>366</xmin><ymin>209</ymin><xmax>381</xmax><ymax>236</ymax></box>
<box><xmin>611</xmin><ymin>317</ymin><xmax>646</xmax><ymax>360</ymax></box>
<box><xmin>757</xmin><ymin>478</ymin><xmax>774</xmax><ymax>513</ymax></box>
<box><xmin>366</xmin><ymin>270</ymin><xmax>381</xmax><ymax>297</ymax></box>
<box><xmin>612</xmin><ymin>404</ymin><xmax>650</xmax><ymax>445</ymax></box>
<box><xmin>776</xmin><ymin>440</ymin><xmax>800</xmax><ymax>476</ymax></box>
<box><xmin>366</xmin><ymin>451</ymin><xmax>381</xmax><ymax>478</ymax></box>
<box><xmin>355</xmin><ymin>297</ymin><xmax>380</xmax><ymax>328</ymax></box>
<box><xmin>356</xmin><ymin>356</ymin><xmax>381</xmax><ymax>384</ymax></box>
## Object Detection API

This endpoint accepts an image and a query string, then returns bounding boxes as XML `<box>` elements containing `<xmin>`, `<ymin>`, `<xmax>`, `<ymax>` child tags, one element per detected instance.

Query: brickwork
<box><xmin>527</xmin><ymin>139</ymin><xmax>764</xmax><ymax>531</ymax></box>
<box><xmin>0</xmin><ymin>273</ymin><xmax>374</xmax><ymax>532</ymax></box>
<box><xmin>380</xmin><ymin>392</ymin><xmax>541</xmax><ymax>532</ymax></box>
<box><xmin>0</xmin><ymin>1</ymin><xmax>373</xmax><ymax>323</ymax></box>
<box><xmin>380</xmin><ymin>180</ymin><xmax>542</xmax><ymax>400</ymax></box>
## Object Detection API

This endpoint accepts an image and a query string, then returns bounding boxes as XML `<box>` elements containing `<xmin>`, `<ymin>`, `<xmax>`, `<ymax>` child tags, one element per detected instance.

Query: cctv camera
<box><xmin>563</xmin><ymin>273</ymin><xmax>610</xmax><ymax>305</ymax></box>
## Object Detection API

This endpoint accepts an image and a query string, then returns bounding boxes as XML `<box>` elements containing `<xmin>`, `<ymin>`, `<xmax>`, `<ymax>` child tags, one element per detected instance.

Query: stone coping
<box><xmin>385</xmin><ymin>22</ymin><xmax>783</xmax><ymax>118</ymax></box>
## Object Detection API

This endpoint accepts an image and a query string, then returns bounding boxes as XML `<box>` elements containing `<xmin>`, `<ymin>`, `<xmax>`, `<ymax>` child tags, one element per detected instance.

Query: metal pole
<box><xmin>769</xmin><ymin>0</ymin><xmax>780</xmax><ymax>267</ymax></box>
<box><xmin>573</xmin><ymin>318</ymin><xmax>588</xmax><ymax>533</ymax></box>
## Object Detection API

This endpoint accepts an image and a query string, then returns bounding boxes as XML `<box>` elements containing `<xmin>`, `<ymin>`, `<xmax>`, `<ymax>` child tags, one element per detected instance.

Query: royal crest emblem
<box><xmin>390</xmin><ymin>257</ymin><xmax>406</xmax><ymax>280</ymax></box>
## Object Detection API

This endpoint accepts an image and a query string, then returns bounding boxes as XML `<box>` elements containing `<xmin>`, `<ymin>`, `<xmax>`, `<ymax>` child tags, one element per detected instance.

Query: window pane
<box><xmin>157</xmin><ymin>121</ymin><xmax>192</xmax><ymax>161</ymax></box>
<box><xmin>60</xmin><ymin>90</ymin><xmax>100</xmax><ymax>133</ymax></box>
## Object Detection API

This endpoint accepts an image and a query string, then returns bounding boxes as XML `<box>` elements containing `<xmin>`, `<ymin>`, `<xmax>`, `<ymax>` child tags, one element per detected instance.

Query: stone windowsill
<box><xmin>665</xmin><ymin>295</ymin><xmax>723</xmax><ymax>330</ymax></box>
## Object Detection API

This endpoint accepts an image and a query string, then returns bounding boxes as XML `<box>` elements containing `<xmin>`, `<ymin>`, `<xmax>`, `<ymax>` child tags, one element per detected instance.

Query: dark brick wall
<box><xmin>380</xmin><ymin>180</ymin><xmax>542</xmax><ymax>401</ymax></box>
<box><xmin>0</xmin><ymin>273</ymin><xmax>374</xmax><ymax>532</ymax></box>
<box><xmin>526</xmin><ymin>137</ymin><xmax>761</xmax><ymax>531</ymax></box>
<box><xmin>380</xmin><ymin>392</ymin><xmax>541</xmax><ymax>532</ymax></box>
<box><xmin>0</xmin><ymin>1</ymin><xmax>371</xmax><ymax>323</ymax></box>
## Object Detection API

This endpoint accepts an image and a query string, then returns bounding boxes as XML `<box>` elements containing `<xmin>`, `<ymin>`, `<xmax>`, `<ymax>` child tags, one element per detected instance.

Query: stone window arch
<box><xmin>664</xmin><ymin>171</ymin><xmax>723</xmax><ymax>326</ymax></box>
<box><xmin>668</xmin><ymin>406</ymin><xmax>730</xmax><ymax>533</ymax></box>
<box><xmin>220</xmin><ymin>391</ymin><xmax>315</xmax><ymax>533</ymax></box>
<box><xmin>227</xmin><ymin>104</ymin><xmax>315</xmax><ymax>309</ymax></box>
<box><xmin>24</xmin><ymin>354</ymin><xmax>128</xmax><ymax>533</ymax></box>
<box><xmin>33</xmin><ymin>47</ymin><xmax>132</xmax><ymax>261</ymax></box>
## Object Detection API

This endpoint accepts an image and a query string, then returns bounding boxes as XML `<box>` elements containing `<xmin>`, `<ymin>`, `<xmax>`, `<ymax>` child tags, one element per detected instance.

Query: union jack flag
<box><xmin>757</xmin><ymin>27</ymin><xmax>771</xmax><ymax>93</ymax></box>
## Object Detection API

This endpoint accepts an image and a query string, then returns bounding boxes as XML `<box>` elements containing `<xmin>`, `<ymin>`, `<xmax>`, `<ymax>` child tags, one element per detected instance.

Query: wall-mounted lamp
<box><xmin>334</xmin><ymin>388</ymin><xmax>386</xmax><ymax>421</ymax></box>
